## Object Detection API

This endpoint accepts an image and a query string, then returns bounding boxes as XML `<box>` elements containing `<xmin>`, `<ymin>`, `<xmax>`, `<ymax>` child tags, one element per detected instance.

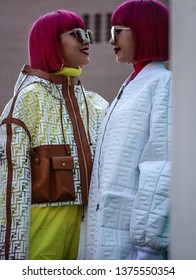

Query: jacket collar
<box><xmin>124</xmin><ymin>61</ymin><xmax>167</xmax><ymax>85</ymax></box>
<box><xmin>134</xmin><ymin>61</ymin><xmax>167</xmax><ymax>81</ymax></box>
<box><xmin>14</xmin><ymin>65</ymin><xmax>81</xmax><ymax>98</ymax></box>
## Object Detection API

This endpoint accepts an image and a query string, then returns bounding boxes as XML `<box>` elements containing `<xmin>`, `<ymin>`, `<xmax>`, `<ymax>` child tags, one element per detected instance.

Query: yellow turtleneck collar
<box><xmin>53</xmin><ymin>67</ymin><xmax>82</xmax><ymax>77</ymax></box>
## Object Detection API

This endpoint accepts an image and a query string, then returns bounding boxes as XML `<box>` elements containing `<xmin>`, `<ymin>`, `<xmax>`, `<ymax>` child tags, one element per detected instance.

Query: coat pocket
<box><xmin>30</xmin><ymin>144</ymin><xmax>75</xmax><ymax>204</ymax></box>
<box><xmin>51</xmin><ymin>156</ymin><xmax>75</xmax><ymax>202</ymax></box>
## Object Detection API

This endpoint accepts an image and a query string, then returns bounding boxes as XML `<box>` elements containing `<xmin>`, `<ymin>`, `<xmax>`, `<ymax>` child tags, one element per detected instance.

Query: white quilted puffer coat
<box><xmin>78</xmin><ymin>61</ymin><xmax>172</xmax><ymax>260</ymax></box>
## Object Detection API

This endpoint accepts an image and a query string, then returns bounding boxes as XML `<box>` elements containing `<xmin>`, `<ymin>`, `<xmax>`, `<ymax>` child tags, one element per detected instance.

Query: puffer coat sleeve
<box><xmin>0</xmin><ymin>85</ymin><xmax>39</xmax><ymax>259</ymax></box>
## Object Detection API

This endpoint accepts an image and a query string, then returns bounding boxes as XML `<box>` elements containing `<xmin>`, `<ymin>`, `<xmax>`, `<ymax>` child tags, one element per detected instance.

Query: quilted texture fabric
<box><xmin>0</xmin><ymin>69</ymin><xmax>108</xmax><ymax>259</ymax></box>
<box><xmin>78</xmin><ymin>61</ymin><xmax>172</xmax><ymax>260</ymax></box>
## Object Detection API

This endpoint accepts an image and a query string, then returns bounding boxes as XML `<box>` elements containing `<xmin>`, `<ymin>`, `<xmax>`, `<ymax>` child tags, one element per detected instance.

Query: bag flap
<box><xmin>52</xmin><ymin>156</ymin><xmax>74</xmax><ymax>170</ymax></box>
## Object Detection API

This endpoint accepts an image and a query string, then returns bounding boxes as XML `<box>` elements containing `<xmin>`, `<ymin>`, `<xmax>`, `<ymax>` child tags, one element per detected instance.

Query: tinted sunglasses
<box><xmin>59</xmin><ymin>28</ymin><xmax>94</xmax><ymax>44</ymax></box>
<box><xmin>110</xmin><ymin>26</ymin><xmax>130</xmax><ymax>44</ymax></box>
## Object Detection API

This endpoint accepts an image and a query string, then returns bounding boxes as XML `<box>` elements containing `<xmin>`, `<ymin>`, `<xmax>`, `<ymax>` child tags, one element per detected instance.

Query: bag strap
<box><xmin>61</xmin><ymin>76</ymin><xmax>92</xmax><ymax>204</ymax></box>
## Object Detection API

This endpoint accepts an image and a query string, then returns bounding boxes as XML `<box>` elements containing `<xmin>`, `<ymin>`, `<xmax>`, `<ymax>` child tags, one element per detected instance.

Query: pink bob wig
<box><xmin>28</xmin><ymin>10</ymin><xmax>85</xmax><ymax>72</ymax></box>
<box><xmin>111</xmin><ymin>0</ymin><xmax>169</xmax><ymax>62</ymax></box>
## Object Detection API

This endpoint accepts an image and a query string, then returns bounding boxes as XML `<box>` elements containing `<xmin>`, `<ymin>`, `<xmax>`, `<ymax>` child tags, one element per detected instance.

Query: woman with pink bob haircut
<box><xmin>78</xmin><ymin>0</ymin><xmax>172</xmax><ymax>260</ymax></box>
<box><xmin>0</xmin><ymin>10</ymin><xmax>108</xmax><ymax>260</ymax></box>
<box><xmin>111</xmin><ymin>0</ymin><xmax>169</xmax><ymax>62</ymax></box>
<box><xmin>29</xmin><ymin>10</ymin><xmax>86</xmax><ymax>72</ymax></box>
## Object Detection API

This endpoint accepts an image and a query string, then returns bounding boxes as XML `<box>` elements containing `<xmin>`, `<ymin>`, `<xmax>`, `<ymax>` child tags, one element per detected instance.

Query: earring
<box><xmin>59</xmin><ymin>62</ymin><xmax>64</xmax><ymax>70</ymax></box>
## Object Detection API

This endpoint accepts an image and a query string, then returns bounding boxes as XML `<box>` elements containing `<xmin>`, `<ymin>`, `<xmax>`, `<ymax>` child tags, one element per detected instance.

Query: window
<box><xmin>106</xmin><ymin>13</ymin><xmax>112</xmax><ymax>42</ymax></box>
<box><xmin>82</xmin><ymin>13</ymin><xmax>112</xmax><ymax>43</ymax></box>
<box><xmin>83</xmin><ymin>14</ymin><xmax>90</xmax><ymax>29</ymax></box>
<box><xmin>94</xmin><ymin>14</ymin><xmax>102</xmax><ymax>43</ymax></box>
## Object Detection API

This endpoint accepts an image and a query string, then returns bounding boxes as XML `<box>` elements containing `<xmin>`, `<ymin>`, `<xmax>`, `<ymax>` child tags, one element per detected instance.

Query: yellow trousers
<box><xmin>29</xmin><ymin>205</ymin><xmax>82</xmax><ymax>260</ymax></box>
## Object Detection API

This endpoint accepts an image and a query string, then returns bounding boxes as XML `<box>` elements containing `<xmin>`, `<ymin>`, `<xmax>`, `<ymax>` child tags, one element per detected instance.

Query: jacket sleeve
<box><xmin>130</xmin><ymin>73</ymin><xmax>172</xmax><ymax>259</ymax></box>
<box><xmin>0</xmin><ymin>86</ymin><xmax>39</xmax><ymax>259</ymax></box>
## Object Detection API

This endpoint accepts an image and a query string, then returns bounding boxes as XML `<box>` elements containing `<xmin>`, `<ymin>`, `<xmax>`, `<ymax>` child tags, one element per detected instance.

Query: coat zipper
<box><xmin>96</xmin><ymin>86</ymin><xmax>125</xmax><ymax>211</ymax></box>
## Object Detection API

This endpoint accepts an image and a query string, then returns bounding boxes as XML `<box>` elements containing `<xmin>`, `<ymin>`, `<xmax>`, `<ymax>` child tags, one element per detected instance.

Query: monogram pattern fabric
<box><xmin>0</xmin><ymin>71</ymin><xmax>108</xmax><ymax>259</ymax></box>
<box><xmin>78</xmin><ymin>62</ymin><xmax>172</xmax><ymax>260</ymax></box>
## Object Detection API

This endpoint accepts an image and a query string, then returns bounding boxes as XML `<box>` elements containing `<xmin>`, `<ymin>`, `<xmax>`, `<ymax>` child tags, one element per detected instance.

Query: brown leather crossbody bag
<box><xmin>30</xmin><ymin>144</ymin><xmax>75</xmax><ymax>204</ymax></box>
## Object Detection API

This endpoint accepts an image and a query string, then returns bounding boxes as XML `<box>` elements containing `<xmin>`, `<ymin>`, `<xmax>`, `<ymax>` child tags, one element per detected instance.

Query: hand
<box><xmin>135</xmin><ymin>247</ymin><xmax>167</xmax><ymax>260</ymax></box>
